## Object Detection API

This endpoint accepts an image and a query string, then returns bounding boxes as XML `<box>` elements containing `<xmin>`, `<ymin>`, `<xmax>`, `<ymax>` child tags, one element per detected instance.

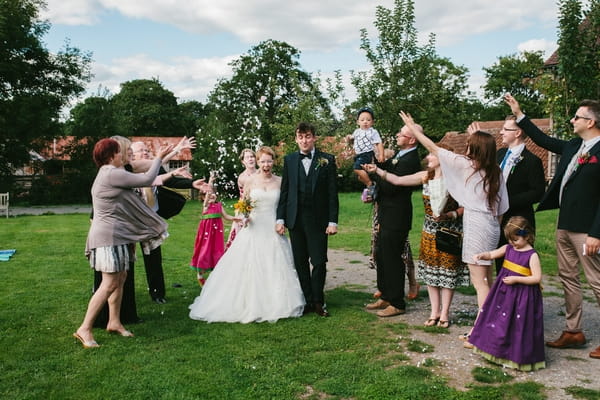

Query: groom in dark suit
<box><xmin>506</xmin><ymin>95</ymin><xmax>600</xmax><ymax>360</ymax></box>
<box><xmin>495</xmin><ymin>115</ymin><xmax>545</xmax><ymax>273</ymax></box>
<box><xmin>276</xmin><ymin>122</ymin><xmax>339</xmax><ymax>317</ymax></box>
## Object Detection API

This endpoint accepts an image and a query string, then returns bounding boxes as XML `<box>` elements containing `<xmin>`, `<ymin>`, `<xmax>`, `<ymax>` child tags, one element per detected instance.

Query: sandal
<box><xmin>407</xmin><ymin>284</ymin><xmax>420</xmax><ymax>300</ymax></box>
<box><xmin>424</xmin><ymin>317</ymin><xmax>440</xmax><ymax>327</ymax></box>
<box><xmin>437</xmin><ymin>320</ymin><xmax>450</xmax><ymax>328</ymax></box>
<box><xmin>458</xmin><ymin>333</ymin><xmax>470</xmax><ymax>341</ymax></box>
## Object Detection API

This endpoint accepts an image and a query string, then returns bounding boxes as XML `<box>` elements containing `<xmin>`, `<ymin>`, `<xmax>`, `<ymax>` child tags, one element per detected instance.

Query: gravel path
<box><xmin>327</xmin><ymin>249</ymin><xmax>600</xmax><ymax>398</ymax></box>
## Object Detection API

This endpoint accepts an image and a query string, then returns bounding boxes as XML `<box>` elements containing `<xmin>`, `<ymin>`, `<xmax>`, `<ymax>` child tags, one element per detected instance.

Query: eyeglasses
<box><xmin>574</xmin><ymin>115</ymin><xmax>592</xmax><ymax>121</ymax></box>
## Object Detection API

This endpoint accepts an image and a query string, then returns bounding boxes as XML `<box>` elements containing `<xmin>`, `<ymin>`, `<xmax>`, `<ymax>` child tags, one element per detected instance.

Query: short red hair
<box><xmin>93</xmin><ymin>138</ymin><xmax>120</xmax><ymax>167</ymax></box>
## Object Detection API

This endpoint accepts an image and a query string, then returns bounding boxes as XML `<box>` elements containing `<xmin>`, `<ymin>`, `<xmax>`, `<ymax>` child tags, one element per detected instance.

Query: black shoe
<box><xmin>153</xmin><ymin>297</ymin><xmax>167</xmax><ymax>304</ymax></box>
<box><xmin>172</xmin><ymin>283</ymin><xmax>183</xmax><ymax>288</ymax></box>
<box><xmin>314</xmin><ymin>303</ymin><xmax>330</xmax><ymax>317</ymax></box>
<box><xmin>302</xmin><ymin>304</ymin><xmax>314</xmax><ymax>316</ymax></box>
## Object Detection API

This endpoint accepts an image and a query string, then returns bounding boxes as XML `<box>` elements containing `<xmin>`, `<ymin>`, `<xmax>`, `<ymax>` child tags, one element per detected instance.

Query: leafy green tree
<box><xmin>208</xmin><ymin>39</ymin><xmax>333</xmax><ymax>146</ymax></box>
<box><xmin>198</xmin><ymin>40</ymin><xmax>335</xmax><ymax>195</ymax></box>
<box><xmin>111</xmin><ymin>78</ymin><xmax>183</xmax><ymax>137</ymax></box>
<box><xmin>482</xmin><ymin>51</ymin><xmax>545</xmax><ymax>119</ymax></box>
<box><xmin>0</xmin><ymin>0</ymin><xmax>91</xmax><ymax>191</ymax></box>
<box><xmin>179</xmin><ymin>100</ymin><xmax>208</xmax><ymax>137</ymax></box>
<box><xmin>536</xmin><ymin>0</ymin><xmax>600</xmax><ymax>136</ymax></box>
<box><xmin>62</xmin><ymin>96</ymin><xmax>116</xmax><ymax>173</ymax></box>
<box><xmin>351</xmin><ymin>0</ymin><xmax>475</xmax><ymax>141</ymax></box>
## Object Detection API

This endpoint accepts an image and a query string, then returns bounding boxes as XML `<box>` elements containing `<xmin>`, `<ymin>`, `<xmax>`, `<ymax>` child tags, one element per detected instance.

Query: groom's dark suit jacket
<box><xmin>277</xmin><ymin>150</ymin><xmax>339</xmax><ymax>230</ymax></box>
<box><xmin>496</xmin><ymin>147</ymin><xmax>545</xmax><ymax>229</ymax></box>
<box><xmin>518</xmin><ymin>116</ymin><xmax>600</xmax><ymax>238</ymax></box>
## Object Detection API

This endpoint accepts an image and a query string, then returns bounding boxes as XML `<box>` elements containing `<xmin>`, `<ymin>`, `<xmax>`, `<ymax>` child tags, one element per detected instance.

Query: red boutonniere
<box><xmin>577</xmin><ymin>153</ymin><xmax>598</xmax><ymax>165</ymax></box>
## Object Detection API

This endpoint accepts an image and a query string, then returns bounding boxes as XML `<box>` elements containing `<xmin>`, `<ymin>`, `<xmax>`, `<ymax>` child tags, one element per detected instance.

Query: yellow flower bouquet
<box><xmin>233</xmin><ymin>198</ymin><xmax>255</xmax><ymax>217</ymax></box>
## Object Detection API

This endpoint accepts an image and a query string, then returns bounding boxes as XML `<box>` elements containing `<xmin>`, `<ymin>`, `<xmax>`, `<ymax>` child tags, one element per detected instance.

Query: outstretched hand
<box><xmin>466</xmin><ymin>122</ymin><xmax>481</xmax><ymax>136</ymax></box>
<box><xmin>156</xmin><ymin>144</ymin><xmax>175</xmax><ymax>159</ymax></box>
<box><xmin>362</xmin><ymin>163</ymin><xmax>377</xmax><ymax>173</ymax></box>
<box><xmin>171</xmin><ymin>166</ymin><xmax>192</xmax><ymax>179</ymax></box>
<box><xmin>176</xmin><ymin>136</ymin><xmax>197</xmax><ymax>152</ymax></box>
<box><xmin>504</xmin><ymin>93</ymin><xmax>523</xmax><ymax>118</ymax></box>
<box><xmin>192</xmin><ymin>178</ymin><xmax>206</xmax><ymax>191</ymax></box>
<box><xmin>399</xmin><ymin>111</ymin><xmax>415</xmax><ymax>127</ymax></box>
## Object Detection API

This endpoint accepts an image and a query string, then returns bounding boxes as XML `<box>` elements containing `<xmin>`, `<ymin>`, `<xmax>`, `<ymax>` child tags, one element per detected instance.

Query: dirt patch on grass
<box><xmin>327</xmin><ymin>249</ymin><xmax>600</xmax><ymax>399</ymax></box>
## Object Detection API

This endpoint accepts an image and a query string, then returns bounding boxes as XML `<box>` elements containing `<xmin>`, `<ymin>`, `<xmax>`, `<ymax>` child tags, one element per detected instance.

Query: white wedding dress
<box><xmin>189</xmin><ymin>188</ymin><xmax>305</xmax><ymax>323</ymax></box>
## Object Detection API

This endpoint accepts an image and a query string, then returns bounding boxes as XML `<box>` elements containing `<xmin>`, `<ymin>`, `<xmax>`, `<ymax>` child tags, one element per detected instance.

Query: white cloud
<box><xmin>415</xmin><ymin>0</ymin><xmax>557</xmax><ymax>47</ymax></box>
<box><xmin>43</xmin><ymin>1</ymin><xmax>560</xmax><ymax>51</ymax></box>
<box><xmin>517</xmin><ymin>39</ymin><xmax>557</xmax><ymax>57</ymax></box>
<box><xmin>44</xmin><ymin>0</ymin><xmax>561</xmax><ymax>104</ymax></box>
<box><xmin>40</xmin><ymin>0</ymin><xmax>104</xmax><ymax>25</ymax></box>
<box><xmin>89</xmin><ymin>54</ymin><xmax>236</xmax><ymax>102</ymax></box>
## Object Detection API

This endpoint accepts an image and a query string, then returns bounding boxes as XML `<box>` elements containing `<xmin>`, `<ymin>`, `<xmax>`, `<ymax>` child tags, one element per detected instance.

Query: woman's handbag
<box><xmin>435</xmin><ymin>227</ymin><xmax>462</xmax><ymax>256</ymax></box>
<box><xmin>156</xmin><ymin>187</ymin><xmax>186</xmax><ymax>219</ymax></box>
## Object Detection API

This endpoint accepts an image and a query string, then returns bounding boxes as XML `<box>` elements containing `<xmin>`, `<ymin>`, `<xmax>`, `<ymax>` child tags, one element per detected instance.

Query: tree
<box><xmin>0</xmin><ymin>0</ymin><xmax>91</xmax><ymax>191</ymax></box>
<box><xmin>536</xmin><ymin>0</ymin><xmax>600</xmax><ymax>136</ymax></box>
<box><xmin>208</xmin><ymin>40</ymin><xmax>332</xmax><ymax>146</ymax></box>
<box><xmin>482</xmin><ymin>51</ymin><xmax>545</xmax><ymax>119</ymax></box>
<box><xmin>198</xmin><ymin>40</ymin><xmax>335</xmax><ymax>195</ymax></box>
<box><xmin>351</xmin><ymin>0</ymin><xmax>475</xmax><ymax>140</ymax></box>
<box><xmin>111</xmin><ymin>78</ymin><xmax>183</xmax><ymax>137</ymax></box>
<box><xmin>178</xmin><ymin>100</ymin><xmax>208</xmax><ymax>137</ymax></box>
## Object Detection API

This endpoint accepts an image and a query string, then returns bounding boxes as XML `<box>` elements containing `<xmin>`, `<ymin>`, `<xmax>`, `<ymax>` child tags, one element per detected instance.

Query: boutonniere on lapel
<box><xmin>509</xmin><ymin>155</ymin><xmax>524</xmax><ymax>175</ymax></box>
<box><xmin>315</xmin><ymin>157</ymin><xmax>329</xmax><ymax>171</ymax></box>
<box><xmin>577</xmin><ymin>152</ymin><xmax>598</xmax><ymax>165</ymax></box>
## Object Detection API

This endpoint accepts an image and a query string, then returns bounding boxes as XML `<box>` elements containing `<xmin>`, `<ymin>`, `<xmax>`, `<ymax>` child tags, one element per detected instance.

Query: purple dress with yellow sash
<box><xmin>469</xmin><ymin>244</ymin><xmax>545</xmax><ymax>371</ymax></box>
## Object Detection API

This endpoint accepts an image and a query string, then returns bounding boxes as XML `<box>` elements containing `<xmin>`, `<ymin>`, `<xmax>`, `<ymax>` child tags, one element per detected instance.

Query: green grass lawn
<box><xmin>0</xmin><ymin>193</ymin><xmax>564</xmax><ymax>399</ymax></box>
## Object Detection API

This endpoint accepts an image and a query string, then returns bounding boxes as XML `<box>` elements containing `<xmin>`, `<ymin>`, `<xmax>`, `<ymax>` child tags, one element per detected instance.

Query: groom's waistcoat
<box><xmin>297</xmin><ymin>159</ymin><xmax>312</xmax><ymax>209</ymax></box>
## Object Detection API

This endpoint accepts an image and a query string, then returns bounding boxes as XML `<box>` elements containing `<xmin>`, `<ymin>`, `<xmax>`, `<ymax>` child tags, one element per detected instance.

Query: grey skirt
<box><xmin>462</xmin><ymin>209</ymin><xmax>500</xmax><ymax>266</ymax></box>
<box><xmin>89</xmin><ymin>244</ymin><xmax>133</xmax><ymax>273</ymax></box>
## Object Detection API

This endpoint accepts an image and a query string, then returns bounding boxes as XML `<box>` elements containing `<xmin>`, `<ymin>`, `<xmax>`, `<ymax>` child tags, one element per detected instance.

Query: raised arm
<box><xmin>399</xmin><ymin>111</ymin><xmax>438</xmax><ymax>155</ymax></box>
<box><xmin>362</xmin><ymin>163</ymin><xmax>426</xmax><ymax>186</ymax></box>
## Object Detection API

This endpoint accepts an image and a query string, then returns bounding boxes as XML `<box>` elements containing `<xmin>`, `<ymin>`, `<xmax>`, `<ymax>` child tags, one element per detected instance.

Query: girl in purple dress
<box><xmin>469</xmin><ymin>216</ymin><xmax>545</xmax><ymax>371</ymax></box>
<box><xmin>190</xmin><ymin>185</ymin><xmax>240</xmax><ymax>286</ymax></box>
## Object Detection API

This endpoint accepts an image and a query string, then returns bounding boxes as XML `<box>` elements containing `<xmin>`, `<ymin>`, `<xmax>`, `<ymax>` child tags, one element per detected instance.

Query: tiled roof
<box><xmin>438</xmin><ymin>119</ymin><xmax>553</xmax><ymax>180</ymax></box>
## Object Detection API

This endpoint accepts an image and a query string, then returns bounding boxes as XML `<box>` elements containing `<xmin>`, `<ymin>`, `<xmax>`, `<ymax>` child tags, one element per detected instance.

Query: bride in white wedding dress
<box><xmin>189</xmin><ymin>147</ymin><xmax>305</xmax><ymax>323</ymax></box>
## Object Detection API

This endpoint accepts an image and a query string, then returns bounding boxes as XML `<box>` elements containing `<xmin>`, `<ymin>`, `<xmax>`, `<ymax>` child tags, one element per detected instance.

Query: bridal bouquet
<box><xmin>234</xmin><ymin>198</ymin><xmax>255</xmax><ymax>217</ymax></box>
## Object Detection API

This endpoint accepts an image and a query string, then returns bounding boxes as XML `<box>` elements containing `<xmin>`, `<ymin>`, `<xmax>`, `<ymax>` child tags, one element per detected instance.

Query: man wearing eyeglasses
<box><xmin>495</xmin><ymin>115</ymin><xmax>545</xmax><ymax>274</ymax></box>
<box><xmin>506</xmin><ymin>94</ymin><xmax>600</xmax><ymax>360</ymax></box>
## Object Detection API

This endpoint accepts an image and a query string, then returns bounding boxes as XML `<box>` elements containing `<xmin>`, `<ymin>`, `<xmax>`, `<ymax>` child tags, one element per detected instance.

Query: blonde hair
<box><xmin>239</xmin><ymin>148</ymin><xmax>256</xmax><ymax>162</ymax></box>
<box><xmin>110</xmin><ymin>135</ymin><xmax>132</xmax><ymax>165</ymax></box>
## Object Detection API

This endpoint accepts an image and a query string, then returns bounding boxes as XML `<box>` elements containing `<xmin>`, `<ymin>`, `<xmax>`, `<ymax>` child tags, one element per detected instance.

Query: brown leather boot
<box><xmin>545</xmin><ymin>331</ymin><xmax>586</xmax><ymax>348</ymax></box>
<box><xmin>589</xmin><ymin>346</ymin><xmax>600</xmax><ymax>359</ymax></box>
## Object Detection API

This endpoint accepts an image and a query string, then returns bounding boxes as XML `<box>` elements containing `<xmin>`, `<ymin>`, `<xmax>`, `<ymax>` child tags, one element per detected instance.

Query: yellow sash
<box><xmin>502</xmin><ymin>259</ymin><xmax>531</xmax><ymax>276</ymax></box>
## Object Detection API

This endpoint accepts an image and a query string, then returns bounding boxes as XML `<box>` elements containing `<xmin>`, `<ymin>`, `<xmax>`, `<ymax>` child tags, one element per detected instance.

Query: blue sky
<box><xmin>41</xmin><ymin>0</ymin><xmax>568</xmax><ymax>105</ymax></box>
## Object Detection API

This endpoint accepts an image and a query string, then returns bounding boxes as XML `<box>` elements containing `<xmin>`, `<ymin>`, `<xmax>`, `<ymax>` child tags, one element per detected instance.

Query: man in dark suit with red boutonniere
<box><xmin>495</xmin><ymin>115</ymin><xmax>545</xmax><ymax>274</ymax></box>
<box><xmin>506</xmin><ymin>95</ymin><xmax>600</xmax><ymax>360</ymax></box>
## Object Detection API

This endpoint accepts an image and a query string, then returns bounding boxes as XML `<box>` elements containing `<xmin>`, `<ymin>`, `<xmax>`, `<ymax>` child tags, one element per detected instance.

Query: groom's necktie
<box><xmin>500</xmin><ymin>149</ymin><xmax>512</xmax><ymax>170</ymax></box>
